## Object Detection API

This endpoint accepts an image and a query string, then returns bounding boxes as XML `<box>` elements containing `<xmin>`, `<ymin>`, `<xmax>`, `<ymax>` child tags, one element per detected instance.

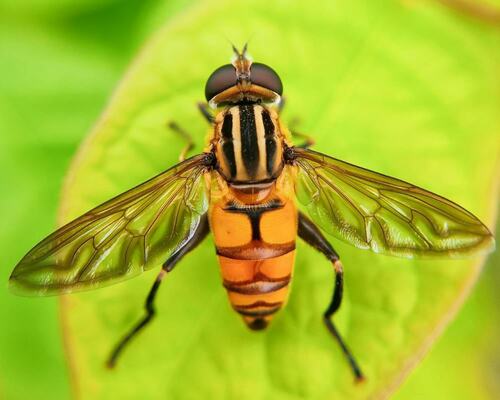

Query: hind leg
<box><xmin>298</xmin><ymin>212</ymin><xmax>364</xmax><ymax>382</ymax></box>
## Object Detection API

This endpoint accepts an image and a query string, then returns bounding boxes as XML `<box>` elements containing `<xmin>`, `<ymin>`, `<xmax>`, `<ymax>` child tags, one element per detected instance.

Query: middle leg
<box><xmin>167</xmin><ymin>121</ymin><xmax>195</xmax><ymax>162</ymax></box>
<box><xmin>298</xmin><ymin>212</ymin><xmax>364</xmax><ymax>382</ymax></box>
<box><xmin>278</xmin><ymin>97</ymin><xmax>315</xmax><ymax>148</ymax></box>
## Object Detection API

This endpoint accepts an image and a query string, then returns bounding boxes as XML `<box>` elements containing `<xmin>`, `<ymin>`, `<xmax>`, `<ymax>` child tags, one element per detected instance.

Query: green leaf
<box><xmin>0</xmin><ymin>0</ymin><xmax>128</xmax><ymax>19</ymax></box>
<box><xmin>394</xmin><ymin>237</ymin><xmax>500</xmax><ymax>399</ymax></box>
<box><xmin>57</xmin><ymin>0</ymin><xmax>499</xmax><ymax>398</ymax></box>
<box><xmin>0</xmin><ymin>21</ymin><xmax>115</xmax><ymax>400</ymax></box>
<box><xmin>0</xmin><ymin>2</ymin><xmax>191</xmax><ymax>398</ymax></box>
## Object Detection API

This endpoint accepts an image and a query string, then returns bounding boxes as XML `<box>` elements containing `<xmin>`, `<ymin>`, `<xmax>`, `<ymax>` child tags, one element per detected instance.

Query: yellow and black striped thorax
<box><xmin>214</xmin><ymin>104</ymin><xmax>284</xmax><ymax>184</ymax></box>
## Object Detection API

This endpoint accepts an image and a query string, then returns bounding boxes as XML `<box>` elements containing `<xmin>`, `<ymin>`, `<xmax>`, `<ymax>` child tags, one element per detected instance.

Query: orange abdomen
<box><xmin>209</xmin><ymin>190</ymin><xmax>297</xmax><ymax>330</ymax></box>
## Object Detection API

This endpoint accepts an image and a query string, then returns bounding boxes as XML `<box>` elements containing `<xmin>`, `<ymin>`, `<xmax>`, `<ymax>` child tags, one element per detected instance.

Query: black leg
<box><xmin>290</xmin><ymin>129</ymin><xmax>315</xmax><ymax>149</ymax></box>
<box><xmin>167</xmin><ymin>121</ymin><xmax>195</xmax><ymax>161</ymax></box>
<box><xmin>278</xmin><ymin>97</ymin><xmax>314</xmax><ymax>148</ymax></box>
<box><xmin>197</xmin><ymin>102</ymin><xmax>214</xmax><ymax>124</ymax></box>
<box><xmin>285</xmin><ymin>113</ymin><xmax>315</xmax><ymax>149</ymax></box>
<box><xmin>298</xmin><ymin>212</ymin><xmax>365</xmax><ymax>382</ymax></box>
<box><xmin>106</xmin><ymin>269</ymin><xmax>165</xmax><ymax>368</ymax></box>
<box><xmin>107</xmin><ymin>216</ymin><xmax>210</xmax><ymax>368</ymax></box>
<box><xmin>277</xmin><ymin>97</ymin><xmax>314</xmax><ymax>148</ymax></box>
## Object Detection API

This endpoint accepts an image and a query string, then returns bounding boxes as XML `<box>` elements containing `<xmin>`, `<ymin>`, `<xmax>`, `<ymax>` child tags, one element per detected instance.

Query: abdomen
<box><xmin>209</xmin><ymin>191</ymin><xmax>297</xmax><ymax>330</ymax></box>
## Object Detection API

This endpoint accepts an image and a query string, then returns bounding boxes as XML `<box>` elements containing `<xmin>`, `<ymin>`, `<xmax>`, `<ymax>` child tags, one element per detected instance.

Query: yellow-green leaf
<box><xmin>58</xmin><ymin>1</ymin><xmax>499</xmax><ymax>398</ymax></box>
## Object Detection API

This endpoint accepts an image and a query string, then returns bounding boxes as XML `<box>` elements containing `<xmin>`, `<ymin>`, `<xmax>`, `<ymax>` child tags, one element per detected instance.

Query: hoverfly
<box><xmin>10</xmin><ymin>44</ymin><xmax>494</xmax><ymax>382</ymax></box>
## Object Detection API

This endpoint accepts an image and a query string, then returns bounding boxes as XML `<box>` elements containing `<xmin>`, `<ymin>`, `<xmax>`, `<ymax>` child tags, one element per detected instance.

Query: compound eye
<box><xmin>205</xmin><ymin>64</ymin><xmax>237</xmax><ymax>101</ymax></box>
<box><xmin>250</xmin><ymin>63</ymin><xmax>283</xmax><ymax>95</ymax></box>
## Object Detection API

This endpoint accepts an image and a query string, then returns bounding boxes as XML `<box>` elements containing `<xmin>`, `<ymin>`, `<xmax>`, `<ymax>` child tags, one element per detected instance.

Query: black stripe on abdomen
<box><xmin>223</xmin><ymin>274</ymin><xmax>291</xmax><ymax>294</ymax></box>
<box><xmin>232</xmin><ymin>301</ymin><xmax>283</xmax><ymax>317</ymax></box>
<box><xmin>239</xmin><ymin>104</ymin><xmax>259</xmax><ymax>179</ymax></box>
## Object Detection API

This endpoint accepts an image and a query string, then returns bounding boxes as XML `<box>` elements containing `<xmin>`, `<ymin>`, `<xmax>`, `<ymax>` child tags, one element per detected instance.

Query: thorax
<box><xmin>212</xmin><ymin>103</ymin><xmax>284</xmax><ymax>185</ymax></box>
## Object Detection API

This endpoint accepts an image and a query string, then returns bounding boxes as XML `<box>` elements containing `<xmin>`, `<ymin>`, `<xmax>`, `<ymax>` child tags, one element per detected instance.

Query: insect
<box><xmin>10</xmin><ymin>44</ymin><xmax>494</xmax><ymax>381</ymax></box>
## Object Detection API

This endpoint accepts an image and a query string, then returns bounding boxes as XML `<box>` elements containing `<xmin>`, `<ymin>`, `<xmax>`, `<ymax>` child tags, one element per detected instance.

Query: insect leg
<box><xmin>298</xmin><ymin>212</ymin><xmax>365</xmax><ymax>382</ymax></box>
<box><xmin>197</xmin><ymin>102</ymin><xmax>214</xmax><ymax>124</ymax></box>
<box><xmin>284</xmin><ymin>113</ymin><xmax>314</xmax><ymax>149</ymax></box>
<box><xmin>167</xmin><ymin>121</ymin><xmax>195</xmax><ymax>161</ymax></box>
<box><xmin>278</xmin><ymin>97</ymin><xmax>314</xmax><ymax>148</ymax></box>
<box><xmin>290</xmin><ymin>130</ymin><xmax>315</xmax><ymax>149</ymax></box>
<box><xmin>107</xmin><ymin>215</ymin><xmax>210</xmax><ymax>368</ymax></box>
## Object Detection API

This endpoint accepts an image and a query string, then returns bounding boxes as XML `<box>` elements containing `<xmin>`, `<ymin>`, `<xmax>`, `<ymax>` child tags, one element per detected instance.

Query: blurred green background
<box><xmin>0</xmin><ymin>0</ymin><xmax>498</xmax><ymax>399</ymax></box>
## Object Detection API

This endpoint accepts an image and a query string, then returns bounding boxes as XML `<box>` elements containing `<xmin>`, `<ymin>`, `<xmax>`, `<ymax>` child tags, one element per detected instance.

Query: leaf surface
<box><xmin>57</xmin><ymin>1</ymin><xmax>499</xmax><ymax>398</ymax></box>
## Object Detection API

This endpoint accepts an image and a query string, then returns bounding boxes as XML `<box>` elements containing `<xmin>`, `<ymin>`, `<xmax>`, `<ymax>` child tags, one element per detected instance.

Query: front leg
<box><xmin>197</xmin><ymin>102</ymin><xmax>214</xmax><ymax>124</ymax></box>
<box><xmin>298</xmin><ymin>212</ymin><xmax>364</xmax><ymax>382</ymax></box>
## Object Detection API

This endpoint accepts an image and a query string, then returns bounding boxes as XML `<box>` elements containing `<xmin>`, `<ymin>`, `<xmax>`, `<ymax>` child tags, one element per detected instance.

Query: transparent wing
<box><xmin>10</xmin><ymin>154</ymin><xmax>212</xmax><ymax>296</ymax></box>
<box><xmin>293</xmin><ymin>147</ymin><xmax>494</xmax><ymax>258</ymax></box>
